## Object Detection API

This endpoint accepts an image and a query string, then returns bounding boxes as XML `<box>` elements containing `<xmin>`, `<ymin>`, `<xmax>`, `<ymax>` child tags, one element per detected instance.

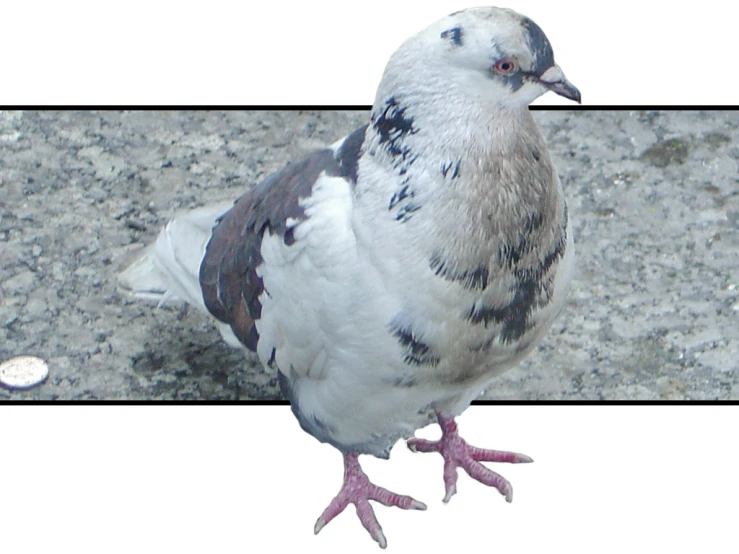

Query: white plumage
<box><xmin>120</xmin><ymin>6</ymin><xmax>580</xmax><ymax>548</ymax></box>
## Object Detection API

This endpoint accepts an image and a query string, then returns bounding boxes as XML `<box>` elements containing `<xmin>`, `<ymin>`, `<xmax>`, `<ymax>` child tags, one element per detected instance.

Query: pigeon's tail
<box><xmin>118</xmin><ymin>201</ymin><xmax>234</xmax><ymax>311</ymax></box>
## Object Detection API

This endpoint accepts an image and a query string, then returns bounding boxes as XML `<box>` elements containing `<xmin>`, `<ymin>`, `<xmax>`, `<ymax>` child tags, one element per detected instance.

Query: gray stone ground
<box><xmin>0</xmin><ymin>110</ymin><xmax>737</xmax><ymax>400</ymax></box>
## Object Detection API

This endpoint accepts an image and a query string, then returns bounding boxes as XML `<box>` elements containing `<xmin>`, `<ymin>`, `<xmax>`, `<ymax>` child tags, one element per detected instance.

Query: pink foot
<box><xmin>314</xmin><ymin>452</ymin><xmax>427</xmax><ymax>549</ymax></box>
<box><xmin>407</xmin><ymin>414</ymin><xmax>533</xmax><ymax>503</ymax></box>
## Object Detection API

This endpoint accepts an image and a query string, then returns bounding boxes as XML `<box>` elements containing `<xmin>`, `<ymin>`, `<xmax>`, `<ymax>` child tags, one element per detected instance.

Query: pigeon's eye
<box><xmin>493</xmin><ymin>59</ymin><xmax>517</xmax><ymax>74</ymax></box>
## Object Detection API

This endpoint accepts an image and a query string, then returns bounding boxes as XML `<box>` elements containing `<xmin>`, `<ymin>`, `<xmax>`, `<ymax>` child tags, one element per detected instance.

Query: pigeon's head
<box><xmin>384</xmin><ymin>7</ymin><xmax>580</xmax><ymax>109</ymax></box>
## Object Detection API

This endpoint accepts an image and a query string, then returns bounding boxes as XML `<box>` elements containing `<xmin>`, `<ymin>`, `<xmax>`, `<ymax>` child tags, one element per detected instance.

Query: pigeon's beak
<box><xmin>537</xmin><ymin>65</ymin><xmax>581</xmax><ymax>103</ymax></box>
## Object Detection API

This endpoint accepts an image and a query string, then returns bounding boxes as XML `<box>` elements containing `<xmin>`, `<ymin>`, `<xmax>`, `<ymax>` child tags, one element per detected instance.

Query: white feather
<box><xmin>118</xmin><ymin>201</ymin><xmax>246</xmax><ymax>349</ymax></box>
<box><xmin>119</xmin><ymin>201</ymin><xmax>233</xmax><ymax>307</ymax></box>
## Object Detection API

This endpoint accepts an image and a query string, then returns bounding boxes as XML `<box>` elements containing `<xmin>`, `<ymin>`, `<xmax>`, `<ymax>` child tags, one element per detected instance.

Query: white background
<box><xmin>2</xmin><ymin>406</ymin><xmax>738</xmax><ymax>552</ymax></box>
<box><xmin>1</xmin><ymin>0</ymin><xmax>737</xmax><ymax>105</ymax></box>
<box><xmin>2</xmin><ymin>1</ymin><xmax>738</xmax><ymax>552</ymax></box>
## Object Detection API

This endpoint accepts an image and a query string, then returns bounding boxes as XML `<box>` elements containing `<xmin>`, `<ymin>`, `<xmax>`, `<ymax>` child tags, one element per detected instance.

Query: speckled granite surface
<box><xmin>1</xmin><ymin>110</ymin><xmax>737</xmax><ymax>400</ymax></box>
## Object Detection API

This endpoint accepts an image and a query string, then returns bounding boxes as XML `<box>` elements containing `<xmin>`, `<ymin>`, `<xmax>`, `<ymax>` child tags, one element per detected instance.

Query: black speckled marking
<box><xmin>372</xmin><ymin>96</ymin><xmax>417</xmax><ymax>159</ymax></box>
<box><xmin>500</xmin><ymin>208</ymin><xmax>563</xmax><ymax>268</ymax></box>
<box><xmin>516</xmin><ymin>231</ymin><xmax>567</xmax><ymax>283</ymax></box>
<box><xmin>430</xmin><ymin>253</ymin><xmax>489</xmax><ymax>291</ymax></box>
<box><xmin>389</xmin><ymin>184</ymin><xmax>413</xmax><ymax>210</ymax></box>
<box><xmin>388</xmin><ymin>180</ymin><xmax>421</xmax><ymax>223</ymax></box>
<box><xmin>371</xmin><ymin>97</ymin><xmax>421</xmax><ymax>222</ymax></box>
<box><xmin>524</xmin><ymin>212</ymin><xmax>544</xmax><ymax>233</ymax></box>
<box><xmin>390</xmin><ymin>322</ymin><xmax>440</xmax><ymax>367</ymax></box>
<box><xmin>466</xmin><ymin>208</ymin><xmax>568</xmax><ymax>343</ymax></box>
<box><xmin>466</xmin><ymin>278</ymin><xmax>537</xmax><ymax>342</ymax></box>
<box><xmin>441</xmin><ymin>26</ymin><xmax>463</xmax><ymax>46</ymax></box>
<box><xmin>499</xmin><ymin>236</ymin><xmax>529</xmax><ymax>267</ymax></box>
<box><xmin>395</xmin><ymin>203</ymin><xmax>421</xmax><ymax>223</ymax></box>
<box><xmin>521</xmin><ymin>17</ymin><xmax>555</xmax><ymax>76</ymax></box>
<box><xmin>529</xmin><ymin>145</ymin><xmax>541</xmax><ymax>162</ymax></box>
<box><xmin>466</xmin><ymin>303</ymin><xmax>507</xmax><ymax>327</ymax></box>
<box><xmin>441</xmin><ymin>159</ymin><xmax>462</xmax><ymax>180</ymax></box>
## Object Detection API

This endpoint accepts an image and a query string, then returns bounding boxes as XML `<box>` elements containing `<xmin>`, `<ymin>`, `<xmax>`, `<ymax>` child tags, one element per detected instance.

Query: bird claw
<box><xmin>314</xmin><ymin>513</ymin><xmax>333</xmax><ymax>535</ymax></box>
<box><xmin>407</xmin><ymin>415</ymin><xmax>532</xmax><ymax>503</ymax></box>
<box><xmin>442</xmin><ymin>484</ymin><xmax>457</xmax><ymax>504</ymax></box>
<box><xmin>408</xmin><ymin>499</ymin><xmax>427</xmax><ymax>510</ymax></box>
<box><xmin>355</xmin><ymin>499</ymin><xmax>388</xmax><ymax>549</ymax></box>
<box><xmin>315</xmin><ymin>453</ymin><xmax>425</xmax><ymax>548</ymax></box>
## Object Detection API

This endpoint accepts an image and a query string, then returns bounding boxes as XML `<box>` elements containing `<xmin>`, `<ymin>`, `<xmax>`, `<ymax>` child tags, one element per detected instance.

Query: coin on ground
<box><xmin>0</xmin><ymin>356</ymin><xmax>49</xmax><ymax>390</ymax></box>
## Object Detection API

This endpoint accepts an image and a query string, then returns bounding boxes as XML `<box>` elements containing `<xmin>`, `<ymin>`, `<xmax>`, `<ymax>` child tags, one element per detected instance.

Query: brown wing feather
<box><xmin>198</xmin><ymin>128</ymin><xmax>368</xmax><ymax>351</ymax></box>
<box><xmin>198</xmin><ymin>150</ymin><xmax>330</xmax><ymax>350</ymax></box>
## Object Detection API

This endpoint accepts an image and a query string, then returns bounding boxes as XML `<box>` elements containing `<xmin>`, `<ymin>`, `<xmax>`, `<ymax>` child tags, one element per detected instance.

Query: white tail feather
<box><xmin>118</xmin><ymin>201</ymin><xmax>234</xmax><ymax>312</ymax></box>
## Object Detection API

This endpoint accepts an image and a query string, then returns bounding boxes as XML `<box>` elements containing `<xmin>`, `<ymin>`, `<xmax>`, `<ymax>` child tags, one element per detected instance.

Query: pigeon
<box><xmin>119</xmin><ymin>6</ymin><xmax>580</xmax><ymax>548</ymax></box>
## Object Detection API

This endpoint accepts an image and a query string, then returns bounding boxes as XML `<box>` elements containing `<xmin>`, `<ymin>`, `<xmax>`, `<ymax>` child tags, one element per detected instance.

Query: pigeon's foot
<box><xmin>314</xmin><ymin>452</ymin><xmax>427</xmax><ymax>549</ymax></box>
<box><xmin>407</xmin><ymin>414</ymin><xmax>533</xmax><ymax>503</ymax></box>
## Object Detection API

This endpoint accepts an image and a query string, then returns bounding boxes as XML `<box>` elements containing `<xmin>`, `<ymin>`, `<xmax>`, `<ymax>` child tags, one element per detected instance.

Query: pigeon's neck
<box><xmin>365</xmin><ymin>91</ymin><xmax>560</xmax><ymax>213</ymax></box>
<box><xmin>361</xmin><ymin>93</ymin><xmax>564</xmax><ymax>271</ymax></box>
<box><xmin>367</xmin><ymin>91</ymin><xmax>553</xmax><ymax>175</ymax></box>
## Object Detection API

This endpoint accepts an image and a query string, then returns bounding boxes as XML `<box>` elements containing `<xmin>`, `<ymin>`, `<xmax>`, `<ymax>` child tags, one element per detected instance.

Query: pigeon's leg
<box><xmin>314</xmin><ymin>452</ymin><xmax>427</xmax><ymax>549</ymax></box>
<box><xmin>407</xmin><ymin>413</ymin><xmax>532</xmax><ymax>503</ymax></box>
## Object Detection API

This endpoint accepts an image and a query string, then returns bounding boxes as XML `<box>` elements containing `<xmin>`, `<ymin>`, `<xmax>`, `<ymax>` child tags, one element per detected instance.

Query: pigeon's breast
<box><xmin>269</xmin><ymin>112</ymin><xmax>574</xmax><ymax>456</ymax></box>
<box><xmin>276</xmin><ymin>194</ymin><xmax>573</xmax><ymax>457</ymax></box>
<box><xmin>381</xmin><ymin>201</ymin><xmax>573</xmax><ymax>392</ymax></box>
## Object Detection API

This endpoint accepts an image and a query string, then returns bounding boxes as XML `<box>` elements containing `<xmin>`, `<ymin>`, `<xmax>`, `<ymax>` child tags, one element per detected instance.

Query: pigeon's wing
<box><xmin>199</xmin><ymin>125</ymin><xmax>367</xmax><ymax>367</ymax></box>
